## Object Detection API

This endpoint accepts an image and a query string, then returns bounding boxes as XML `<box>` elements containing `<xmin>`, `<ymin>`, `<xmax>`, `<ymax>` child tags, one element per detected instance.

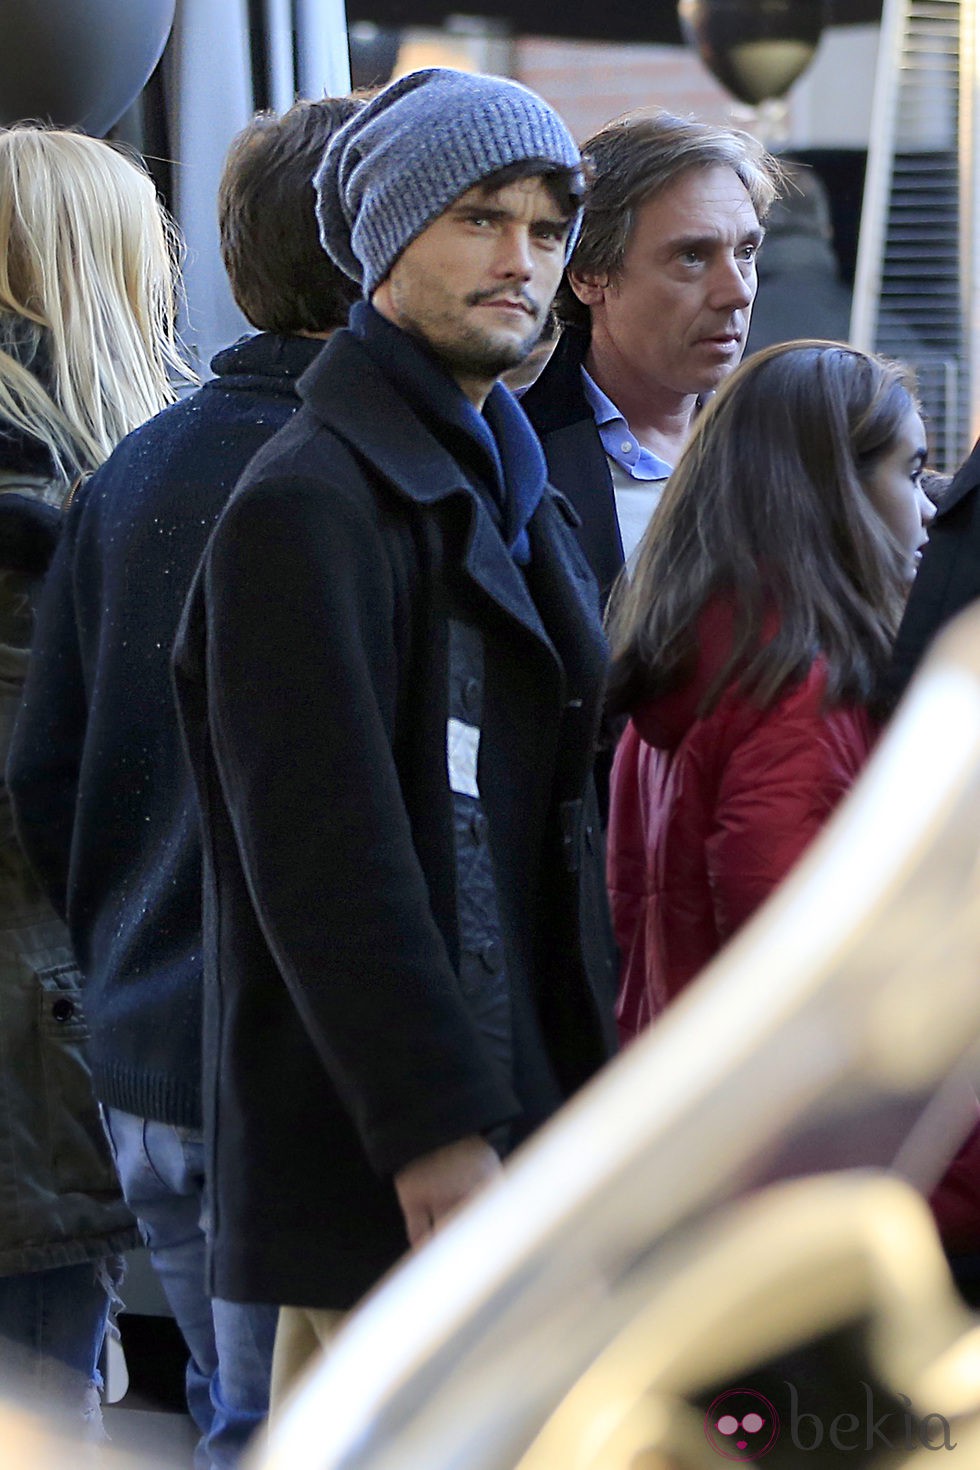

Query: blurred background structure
<box><xmin>4</xmin><ymin>0</ymin><xmax>976</xmax><ymax>464</ymax></box>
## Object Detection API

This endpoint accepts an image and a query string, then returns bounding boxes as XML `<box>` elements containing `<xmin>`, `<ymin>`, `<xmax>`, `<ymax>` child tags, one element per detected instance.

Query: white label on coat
<box><xmin>447</xmin><ymin>718</ymin><xmax>480</xmax><ymax>798</ymax></box>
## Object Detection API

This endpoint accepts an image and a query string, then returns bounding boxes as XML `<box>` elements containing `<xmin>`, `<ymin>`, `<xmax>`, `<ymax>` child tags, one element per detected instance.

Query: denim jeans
<box><xmin>105</xmin><ymin>1108</ymin><xmax>277</xmax><ymax>1470</ymax></box>
<box><xmin>0</xmin><ymin>1256</ymin><xmax>122</xmax><ymax>1438</ymax></box>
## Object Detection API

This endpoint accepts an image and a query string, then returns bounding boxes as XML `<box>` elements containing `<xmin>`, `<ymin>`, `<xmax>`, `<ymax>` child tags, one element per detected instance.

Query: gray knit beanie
<box><xmin>315</xmin><ymin>68</ymin><xmax>584</xmax><ymax>295</ymax></box>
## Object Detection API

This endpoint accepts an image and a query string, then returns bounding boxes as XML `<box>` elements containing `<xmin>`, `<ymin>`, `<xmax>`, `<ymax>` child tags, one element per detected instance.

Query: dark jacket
<box><xmin>883</xmin><ymin>437</ymin><xmax>980</xmax><ymax>1257</ymax></box>
<box><xmin>8</xmin><ymin>333</ymin><xmax>325</xmax><ymax>1128</ymax></box>
<box><xmin>521</xmin><ymin>327</ymin><xmax>624</xmax><ymax>602</ymax></box>
<box><xmin>172</xmin><ymin>325</ymin><xmax>619</xmax><ymax>1310</ymax></box>
<box><xmin>0</xmin><ymin>477</ymin><xmax>136</xmax><ymax>1273</ymax></box>
<box><xmin>883</xmin><ymin>437</ymin><xmax>980</xmax><ymax>709</ymax></box>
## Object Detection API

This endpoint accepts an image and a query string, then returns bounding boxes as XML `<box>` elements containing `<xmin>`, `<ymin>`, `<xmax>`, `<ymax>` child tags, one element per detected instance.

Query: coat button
<box><xmin>52</xmin><ymin>997</ymin><xmax>75</xmax><ymax>1023</ymax></box>
<box><xmin>479</xmin><ymin>939</ymin><xmax>503</xmax><ymax>973</ymax></box>
<box><xmin>462</xmin><ymin>677</ymin><xmax>480</xmax><ymax>715</ymax></box>
<box><xmin>469</xmin><ymin>810</ymin><xmax>487</xmax><ymax>842</ymax></box>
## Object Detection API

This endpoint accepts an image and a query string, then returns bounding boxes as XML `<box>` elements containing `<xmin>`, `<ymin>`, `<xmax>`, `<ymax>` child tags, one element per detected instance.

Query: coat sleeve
<box><xmin>198</xmin><ymin>473</ymin><xmax>520</xmax><ymax>1179</ymax></box>
<box><xmin>7</xmin><ymin>501</ymin><xmax>88</xmax><ymax>918</ymax></box>
<box><xmin>706</xmin><ymin>686</ymin><xmax>871</xmax><ymax>944</ymax></box>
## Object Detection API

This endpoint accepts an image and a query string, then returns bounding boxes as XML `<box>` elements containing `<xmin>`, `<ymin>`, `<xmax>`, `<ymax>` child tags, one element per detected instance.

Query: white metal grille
<box><xmin>852</xmin><ymin>0</ymin><xmax>974</xmax><ymax>468</ymax></box>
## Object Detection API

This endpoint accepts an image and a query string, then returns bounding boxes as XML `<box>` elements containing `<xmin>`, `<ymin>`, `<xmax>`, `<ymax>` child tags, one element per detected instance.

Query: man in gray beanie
<box><xmin>172</xmin><ymin>67</ymin><xmax>618</xmax><ymax>1401</ymax></box>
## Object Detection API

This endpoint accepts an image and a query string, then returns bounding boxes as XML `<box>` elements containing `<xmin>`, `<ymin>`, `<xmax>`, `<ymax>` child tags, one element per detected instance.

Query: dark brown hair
<box><xmin>554</xmin><ymin>109</ymin><xmax>782</xmax><ymax>330</ymax></box>
<box><xmin>473</xmin><ymin>159</ymin><xmax>587</xmax><ymax>225</ymax></box>
<box><xmin>606</xmin><ymin>341</ymin><xmax>921</xmax><ymax>719</ymax></box>
<box><xmin>218</xmin><ymin>97</ymin><xmax>363</xmax><ymax>334</ymax></box>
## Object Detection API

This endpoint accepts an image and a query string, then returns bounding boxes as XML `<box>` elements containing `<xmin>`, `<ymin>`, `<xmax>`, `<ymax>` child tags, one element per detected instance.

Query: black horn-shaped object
<box><xmin>0</xmin><ymin>0</ymin><xmax>176</xmax><ymax>136</ymax></box>
<box><xmin>678</xmin><ymin>0</ymin><xmax>828</xmax><ymax>104</ymax></box>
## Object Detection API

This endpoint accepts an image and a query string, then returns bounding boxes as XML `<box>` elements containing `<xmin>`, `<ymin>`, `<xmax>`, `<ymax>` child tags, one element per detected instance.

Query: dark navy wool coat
<box><xmin>173</xmin><ymin>328</ymin><xmax>619</xmax><ymax>1310</ymax></box>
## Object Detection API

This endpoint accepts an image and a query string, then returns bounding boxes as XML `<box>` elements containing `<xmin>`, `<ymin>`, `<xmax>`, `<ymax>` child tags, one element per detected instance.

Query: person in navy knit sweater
<box><xmin>8</xmin><ymin>97</ymin><xmax>361</xmax><ymax>1468</ymax></box>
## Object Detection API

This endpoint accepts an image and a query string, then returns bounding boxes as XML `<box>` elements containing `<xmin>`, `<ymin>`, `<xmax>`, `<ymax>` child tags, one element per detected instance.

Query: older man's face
<box><xmin>372</xmin><ymin>176</ymin><xmax>572</xmax><ymax>404</ymax></box>
<box><xmin>572</xmin><ymin>163</ymin><xmax>763</xmax><ymax>403</ymax></box>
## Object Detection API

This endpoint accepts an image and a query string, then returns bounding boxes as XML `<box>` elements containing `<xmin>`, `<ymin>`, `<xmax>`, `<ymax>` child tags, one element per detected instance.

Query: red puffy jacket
<box><xmin>608</xmin><ymin>603</ymin><xmax>876</xmax><ymax>1039</ymax></box>
<box><xmin>607</xmin><ymin>600</ymin><xmax>980</xmax><ymax>1254</ymax></box>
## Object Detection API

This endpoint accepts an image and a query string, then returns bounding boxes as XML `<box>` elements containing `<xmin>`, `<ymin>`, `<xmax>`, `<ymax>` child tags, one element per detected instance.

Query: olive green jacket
<box><xmin>0</xmin><ymin>472</ymin><xmax>136</xmax><ymax>1273</ymax></box>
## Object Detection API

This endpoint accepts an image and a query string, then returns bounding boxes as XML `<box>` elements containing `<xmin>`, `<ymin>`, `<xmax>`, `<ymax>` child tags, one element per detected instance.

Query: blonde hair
<box><xmin>0</xmin><ymin>126</ymin><xmax>194</xmax><ymax>480</ymax></box>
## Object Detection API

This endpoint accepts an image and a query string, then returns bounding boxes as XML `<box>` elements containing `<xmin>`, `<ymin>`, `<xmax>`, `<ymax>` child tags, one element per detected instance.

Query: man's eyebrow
<box><xmin>450</xmin><ymin>199</ymin><xmax>571</xmax><ymax>228</ymax></box>
<box><xmin>450</xmin><ymin>201</ymin><xmax>509</xmax><ymax>219</ymax></box>
<box><xmin>666</xmin><ymin>225</ymin><xmax>766</xmax><ymax>252</ymax></box>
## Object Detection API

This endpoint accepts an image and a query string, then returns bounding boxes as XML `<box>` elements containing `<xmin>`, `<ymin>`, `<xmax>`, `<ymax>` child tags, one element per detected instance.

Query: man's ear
<box><xmin>567</xmin><ymin>270</ymin><xmax>609</xmax><ymax>307</ymax></box>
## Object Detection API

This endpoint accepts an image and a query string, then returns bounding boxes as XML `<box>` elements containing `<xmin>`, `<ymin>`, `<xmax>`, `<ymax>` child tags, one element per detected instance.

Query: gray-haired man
<box><xmin>173</xmin><ymin>68</ymin><xmax>618</xmax><ymax>1395</ymax></box>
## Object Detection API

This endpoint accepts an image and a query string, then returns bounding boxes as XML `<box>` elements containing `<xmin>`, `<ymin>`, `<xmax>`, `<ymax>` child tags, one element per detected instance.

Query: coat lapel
<box><xmin>540</xmin><ymin>420</ymin><xmax>624</xmax><ymax>597</ymax></box>
<box><xmin>461</xmin><ymin>498</ymin><xmax>554</xmax><ymax>654</ymax></box>
<box><xmin>301</xmin><ymin>332</ymin><xmax>558</xmax><ymax>658</ymax></box>
<box><xmin>520</xmin><ymin>328</ymin><xmax>625</xmax><ymax>601</ymax></box>
<box><xmin>526</xmin><ymin>489</ymin><xmax>608</xmax><ymax>719</ymax></box>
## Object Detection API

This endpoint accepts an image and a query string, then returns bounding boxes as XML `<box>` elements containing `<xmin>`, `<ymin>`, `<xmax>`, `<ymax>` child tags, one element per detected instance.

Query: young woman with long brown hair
<box><xmin>605</xmin><ymin>340</ymin><xmax>934</xmax><ymax>1037</ymax></box>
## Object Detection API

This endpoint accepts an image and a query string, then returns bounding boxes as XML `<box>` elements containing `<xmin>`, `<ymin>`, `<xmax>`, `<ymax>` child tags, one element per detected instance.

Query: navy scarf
<box><xmin>349</xmin><ymin>301</ymin><xmax>546</xmax><ymax>563</ymax></box>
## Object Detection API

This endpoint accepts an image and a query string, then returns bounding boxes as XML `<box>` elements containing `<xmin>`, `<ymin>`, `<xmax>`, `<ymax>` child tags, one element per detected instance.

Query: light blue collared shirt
<box><xmin>580</xmin><ymin>367</ymin><xmax>674</xmax><ymax>481</ymax></box>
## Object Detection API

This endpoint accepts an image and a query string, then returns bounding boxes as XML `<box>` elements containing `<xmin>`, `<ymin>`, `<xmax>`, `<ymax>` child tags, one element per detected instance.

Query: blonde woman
<box><xmin>0</xmin><ymin>126</ymin><xmax>191</xmax><ymax>1432</ymax></box>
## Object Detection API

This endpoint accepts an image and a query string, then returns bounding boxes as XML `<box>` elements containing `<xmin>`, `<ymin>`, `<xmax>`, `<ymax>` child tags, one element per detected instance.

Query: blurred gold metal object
<box><xmin>261</xmin><ymin>602</ymin><xmax>980</xmax><ymax>1470</ymax></box>
<box><xmin>517</xmin><ymin>1173</ymin><xmax>979</xmax><ymax>1470</ymax></box>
